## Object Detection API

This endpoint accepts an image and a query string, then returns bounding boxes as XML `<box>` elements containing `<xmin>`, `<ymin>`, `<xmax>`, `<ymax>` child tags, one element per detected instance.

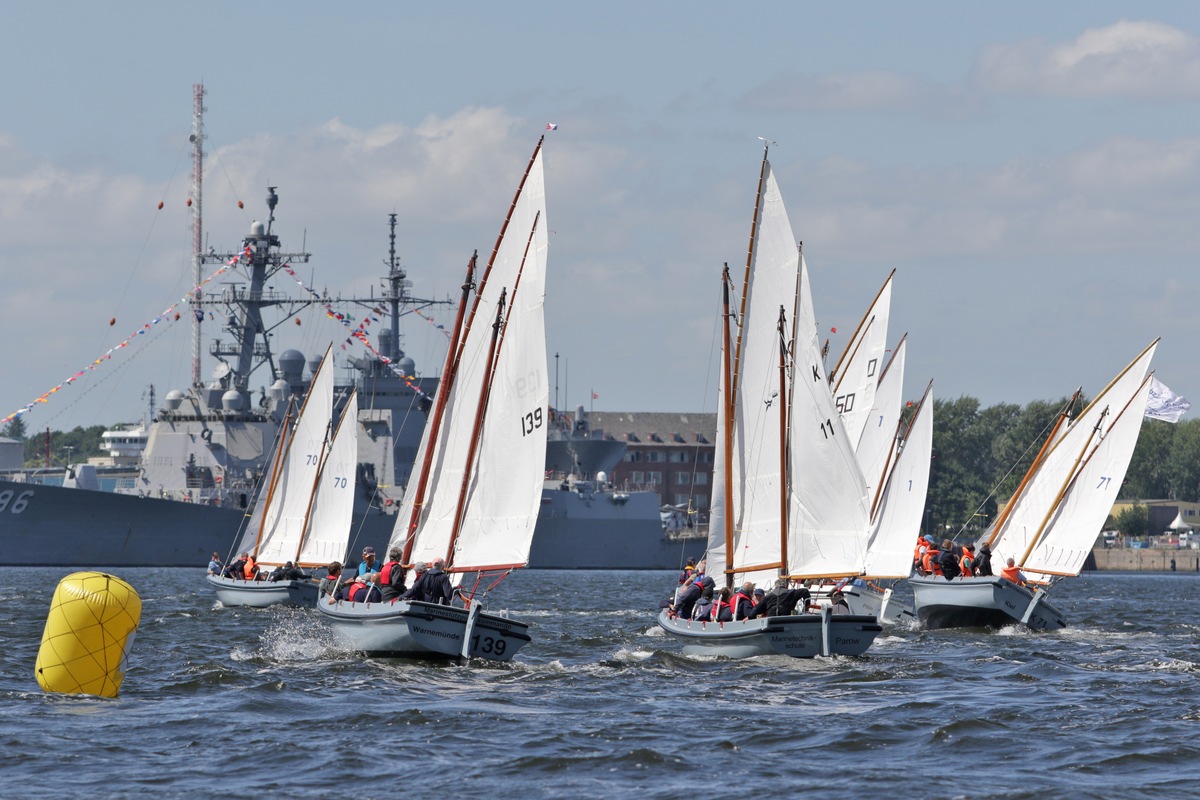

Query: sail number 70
<box><xmin>520</xmin><ymin>407</ymin><xmax>543</xmax><ymax>437</ymax></box>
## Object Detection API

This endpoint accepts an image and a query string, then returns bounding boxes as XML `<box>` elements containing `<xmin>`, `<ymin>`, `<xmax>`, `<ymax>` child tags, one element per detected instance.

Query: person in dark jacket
<box><xmin>749</xmin><ymin>578</ymin><xmax>812</xmax><ymax>618</ymax></box>
<box><xmin>732</xmin><ymin>582</ymin><xmax>756</xmax><ymax>619</ymax></box>
<box><xmin>974</xmin><ymin>542</ymin><xmax>994</xmax><ymax>576</ymax></box>
<box><xmin>671</xmin><ymin>577</ymin><xmax>704</xmax><ymax>619</ymax></box>
<box><xmin>422</xmin><ymin>559</ymin><xmax>455</xmax><ymax>605</ymax></box>
<box><xmin>691</xmin><ymin>586</ymin><xmax>715</xmax><ymax>620</ymax></box>
<box><xmin>938</xmin><ymin>538</ymin><xmax>962</xmax><ymax>580</ymax></box>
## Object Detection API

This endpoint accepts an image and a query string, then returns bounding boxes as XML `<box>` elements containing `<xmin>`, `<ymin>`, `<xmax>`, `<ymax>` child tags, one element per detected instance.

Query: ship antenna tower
<box><xmin>189</xmin><ymin>83</ymin><xmax>206</xmax><ymax>388</ymax></box>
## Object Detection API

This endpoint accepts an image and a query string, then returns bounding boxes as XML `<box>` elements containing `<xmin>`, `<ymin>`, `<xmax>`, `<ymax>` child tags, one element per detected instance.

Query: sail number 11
<box><xmin>520</xmin><ymin>407</ymin><xmax>544</xmax><ymax>437</ymax></box>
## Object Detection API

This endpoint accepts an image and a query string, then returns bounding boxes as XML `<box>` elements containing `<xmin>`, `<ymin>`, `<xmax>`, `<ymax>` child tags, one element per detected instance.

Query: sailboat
<box><xmin>817</xmin><ymin>274</ymin><xmax>932</xmax><ymax>623</ymax></box>
<box><xmin>911</xmin><ymin>340</ymin><xmax>1159</xmax><ymax>630</ymax></box>
<box><xmin>657</xmin><ymin>147</ymin><xmax>882</xmax><ymax>659</ymax></box>
<box><xmin>207</xmin><ymin>346</ymin><xmax>358</xmax><ymax>607</ymax></box>
<box><xmin>316</xmin><ymin>139</ymin><xmax>549</xmax><ymax>662</ymax></box>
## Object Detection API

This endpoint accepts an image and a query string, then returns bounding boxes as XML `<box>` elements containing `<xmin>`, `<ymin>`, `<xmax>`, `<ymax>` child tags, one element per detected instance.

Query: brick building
<box><xmin>584</xmin><ymin>411</ymin><xmax>717</xmax><ymax>520</ymax></box>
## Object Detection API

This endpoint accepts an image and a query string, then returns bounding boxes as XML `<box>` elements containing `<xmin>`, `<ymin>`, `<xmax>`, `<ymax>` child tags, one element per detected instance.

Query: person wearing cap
<box><xmin>357</xmin><ymin>546</ymin><xmax>380</xmax><ymax>577</ymax></box>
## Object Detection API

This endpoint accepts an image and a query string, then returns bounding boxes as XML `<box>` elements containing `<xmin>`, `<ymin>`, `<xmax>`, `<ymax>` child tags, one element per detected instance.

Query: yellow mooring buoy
<box><xmin>35</xmin><ymin>572</ymin><xmax>142</xmax><ymax>698</ymax></box>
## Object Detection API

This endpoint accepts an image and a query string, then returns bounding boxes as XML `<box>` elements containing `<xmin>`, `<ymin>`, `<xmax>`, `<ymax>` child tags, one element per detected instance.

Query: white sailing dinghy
<box><xmin>208</xmin><ymin>346</ymin><xmax>357</xmax><ymax>607</ymax></box>
<box><xmin>316</xmin><ymin>139</ymin><xmax>549</xmax><ymax>663</ymax></box>
<box><xmin>911</xmin><ymin>340</ymin><xmax>1159</xmax><ymax>630</ymax></box>
<box><xmin>657</xmin><ymin>147</ymin><xmax>882</xmax><ymax>658</ymax></box>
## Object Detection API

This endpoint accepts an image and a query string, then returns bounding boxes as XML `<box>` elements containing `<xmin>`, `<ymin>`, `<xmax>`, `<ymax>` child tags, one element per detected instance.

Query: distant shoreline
<box><xmin>1088</xmin><ymin>547</ymin><xmax>1200</xmax><ymax>573</ymax></box>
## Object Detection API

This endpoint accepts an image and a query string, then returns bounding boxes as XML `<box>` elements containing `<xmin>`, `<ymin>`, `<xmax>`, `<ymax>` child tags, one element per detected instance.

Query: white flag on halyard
<box><xmin>1145</xmin><ymin>376</ymin><xmax>1190</xmax><ymax>423</ymax></box>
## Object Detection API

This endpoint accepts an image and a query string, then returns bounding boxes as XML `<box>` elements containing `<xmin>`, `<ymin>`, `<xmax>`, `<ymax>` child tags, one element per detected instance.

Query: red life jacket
<box><xmin>732</xmin><ymin>590</ymin><xmax>754</xmax><ymax>619</ymax></box>
<box><xmin>380</xmin><ymin>560</ymin><xmax>401</xmax><ymax>587</ymax></box>
<box><xmin>346</xmin><ymin>580</ymin><xmax>369</xmax><ymax>602</ymax></box>
<box><xmin>712</xmin><ymin>598</ymin><xmax>731</xmax><ymax>621</ymax></box>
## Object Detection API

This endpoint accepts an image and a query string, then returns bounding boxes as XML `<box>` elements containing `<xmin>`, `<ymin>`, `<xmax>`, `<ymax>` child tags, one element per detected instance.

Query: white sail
<box><xmin>786</xmin><ymin>252</ymin><xmax>872</xmax><ymax>578</ymax></box>
<box><xmin>991</xmin><ymin>341</ymin><xmax>1157</xmax><ymax>575</ymax></box>
<box><xmin>231</xmin><ymin>405</ymin><xmax>291</xmax><ymax>558</ymax></box>
<box><xmin>1022</xmin><ymin>370</ymin><xmax>1153</xmax><ymax>580</ymax></box>
<box><xmin>858</xmin><ymin>337</ymin><xmax>907</xmax><ymax>507</ymax></box>
<box><xmin>728</xmin><ymin>162</ymin><xmax>798</xmax><ymax>582</ymax></box>
<box><xmin>832</xmin><ymin>272</ymin><xmax>893</xmax><ymax>449</ymax></box>
<box><xmin>297</xmin><ymin>389</ymin><xmax>358</xmax><ymax>568</ymax></box>
<box><xmin>452</xmin><ymin>152</ymin><xmax>549</xmax><ymax>571</ymax></box>
<box><xmin>863</xmin><ymin>381</ymin><xmax>933</xmax><ymax>578</ymax></box>
<box><xmin>705</xmin><ymin>337</ymin><xmax>730</xmax><ymax>569</ymax></box>
<box><xmin>255</xmin><ymin>346</ymin><xmax>335</xmax><ymax>566</ymax></box>
<box><xmin>394</xmin><ymin>145</ymin><xmax>548</xmax><ymax>575</ymax></box>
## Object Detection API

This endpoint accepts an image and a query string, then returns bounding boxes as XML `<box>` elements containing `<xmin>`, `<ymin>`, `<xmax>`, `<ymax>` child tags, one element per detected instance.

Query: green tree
<box><xmin>1124</xmin><ymin>418</ymin><xmax>1175</xmax><ymax>500</ymax></box>
<box><xmin>1113</xmin><ymin>503</ymin><xmax>1148</xmax><ymax>537</ymax></box>
<box><xmin>1165</xmin><ymin>419</ymin><xmax>1200</xmax><ymax>502</ymax></box>
<box><xmin>1</xmin><ymin>416</ymin><xmax>27</xmax><ymax>441</ymax></box>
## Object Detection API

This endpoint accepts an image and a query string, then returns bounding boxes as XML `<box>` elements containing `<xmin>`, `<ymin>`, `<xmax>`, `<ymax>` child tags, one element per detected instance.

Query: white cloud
<box><xmin>977</xmin><ymin>20</ymin><xmax>1200</xmax><ymax>98</ymax></box>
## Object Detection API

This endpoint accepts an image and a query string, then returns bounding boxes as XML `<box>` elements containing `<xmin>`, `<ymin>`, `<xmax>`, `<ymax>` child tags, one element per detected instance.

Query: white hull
<box><xmin>206</xmin><ymin>574</ymin><xmax>317</xmax><ymax>608</ymax></box>
<box><xmin>316</xmin><ymin>599</ymin><xmax>531</xmax><ymax>662</ymax></box>
<box><xmin>909</xmin><ymin>574</ymin><xmax>1067</xmax><ymax>630</ymax></box>
<box><xmin>656</xmin><ymin>608</ymin><xmax>882</xmax><ymax>659</ymax></box>
<box><xmin>811</xmin><ymin>584</ymin><xmax>916</xmax><ymax>625</ymax></box>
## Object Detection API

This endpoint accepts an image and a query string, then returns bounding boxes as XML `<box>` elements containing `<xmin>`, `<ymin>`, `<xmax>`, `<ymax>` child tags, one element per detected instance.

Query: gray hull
<box><xmin>206</xmin><ymin>574</ymin><xmax>317</xmax><ymax>607</ymax></box>
<box><xmin>528</xmin><ymin>486</ymin><xmax>703</xmax><ymax>569</ymax></box>
<box><xmin>910</xmin><ymin>574</ymin><xmax>1067</xmax><ymax>630</ymax></box>
<box><xmin>0</xmin><ymin>478</ymin><xmax>690</xmax><ymax>570</ymax></box>
<box><xmin>656</xmin><ymin>608</ymin><xmax>882</xmax><ymax>659</ymax></box>
<box><xmin>317</xmin><ymin>598</ymin><xmax>530</xmax><ymax>662</ymax></box>
<box><xmin>809</xmin><ymin>583</ymin><xmax>916</xmax><ymax>625</ymax></box>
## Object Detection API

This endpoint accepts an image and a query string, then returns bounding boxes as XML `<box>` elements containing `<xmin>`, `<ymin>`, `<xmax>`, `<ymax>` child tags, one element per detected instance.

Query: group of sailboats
<box><xmin>656</xmin><ymin>147</ymin><xmax>937</xmax><ymax>658</ymax></box>
<box><xmin>205</xmin><ymin>136</ymin><xmax>1163</xmax><ymax>665</ymax></box>
<box><xmin>206</xmin><ymin>346</ymin><xmax>359</xmax><ymax>608</ymax></box>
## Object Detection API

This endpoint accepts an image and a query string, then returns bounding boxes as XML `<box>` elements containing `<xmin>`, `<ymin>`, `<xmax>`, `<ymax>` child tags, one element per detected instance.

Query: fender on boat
<box><xmin>35</xmin><ymin>571</ymin><xmax>142</xmax><ymax>698</ymax></box>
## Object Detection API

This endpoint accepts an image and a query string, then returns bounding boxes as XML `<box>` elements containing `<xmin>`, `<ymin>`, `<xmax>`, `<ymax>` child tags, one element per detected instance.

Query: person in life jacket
<box><xmin>318</xmin><ymin>561</ymin><xmax>344</xmax><ymax>598</ymax></box>
<box><xmin>341</xmin><ymin>572</ymin><xmax>382</xmax><ymax>603</ymax></box>
<box><xmin>712</xmin><ymin>587</ymin><xmax>733</xmax><ymax>622</ymax></box>
<box><xmin>691</xmin><ymin>585</ymin><xmax>715</xmax><ymax>620</ymax></box>
<box><xmin>678</xmin><ymin>557</ymin><xmax>698</xmax><ymax>586</ymax></box>
<box><xmin>921</xmin><ymin>545</ymin><xmax>942</xmax><ymax>576</ymax></box>
<box><xmin>1000</xmin><ymin>557</ymin><xmax>1027</xmax><ymax>586</ymax></box>
<box><xmin>959</xmin><ymin>545</ymin><xmax>976</xmax><ymax>578</ymax></box>
<box><xmin>379</xmin><ymin>546</ymin><xmax>407</xmax><ymax>602</ymax></box>
<box><xmin>732</xmin><ymin>582</ymin><xmax>756</xmax><ymax>620</ymax></box>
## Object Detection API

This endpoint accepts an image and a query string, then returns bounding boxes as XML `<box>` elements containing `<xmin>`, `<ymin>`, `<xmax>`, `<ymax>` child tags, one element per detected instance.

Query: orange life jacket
<box><xmin>959</xmin><ymin>547</ymin><xmax>975</xmax><ymax>577</ymax></box>
<box><xmin>243</xmin><ymin>558</ymin><xmax>257</xmax><ymax>580</ymax></box>
<box><xmin>1001</xmin><ymin>564</ymin><xmax>1022</xmax><ymax>583</ymax></box>
<box><xmin>922</xmin><ymin>549</ymin><xmax>941</xmax><ymax>575</ymax></box>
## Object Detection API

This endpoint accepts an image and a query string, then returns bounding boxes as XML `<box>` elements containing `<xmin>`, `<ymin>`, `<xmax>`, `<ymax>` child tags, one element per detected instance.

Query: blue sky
<box><xmin>2</xmin><ymin>2</ymin><xmax>1199</xmax><ymax>431</ymax></box>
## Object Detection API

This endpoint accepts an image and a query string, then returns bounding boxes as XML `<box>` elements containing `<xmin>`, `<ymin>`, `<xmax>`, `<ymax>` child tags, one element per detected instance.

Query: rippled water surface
<box><xmin>4</xmin><ymin>568</ymin><xmax>1200</xmax><ymax>799</ymax></box>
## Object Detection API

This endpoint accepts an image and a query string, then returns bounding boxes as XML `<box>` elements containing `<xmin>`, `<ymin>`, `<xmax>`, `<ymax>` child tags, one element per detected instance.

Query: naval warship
<box><xmin>0</xmin><ymin>86</ymin><xmax>687</xmax><ymax>570</ymax></box>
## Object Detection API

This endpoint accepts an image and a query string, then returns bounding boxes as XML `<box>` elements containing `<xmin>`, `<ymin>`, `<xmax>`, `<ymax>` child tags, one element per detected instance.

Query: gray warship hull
<box><xmin>0</xmin><ymin>476</ymin><xmax>696</xmax><ymax>570</ymax></box>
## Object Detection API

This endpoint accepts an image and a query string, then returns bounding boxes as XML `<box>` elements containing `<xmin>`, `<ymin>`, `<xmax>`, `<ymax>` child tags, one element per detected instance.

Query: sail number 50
<box><xmin>520</xmin><ymin>407</ymin><xmax>543</xmax><ymax>437</ymax></box>
<box><xmin>0</xmin><ymin>489</ymin><xmax>33</xmax><ymax>514</ymax></box>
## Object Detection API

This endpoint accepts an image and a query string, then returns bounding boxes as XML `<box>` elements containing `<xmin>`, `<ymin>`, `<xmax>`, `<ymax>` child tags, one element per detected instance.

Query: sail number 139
<box><xmin>520</xmin><ymin>407</ymin><xmax>543</xmax><ymax>437</ymax></box>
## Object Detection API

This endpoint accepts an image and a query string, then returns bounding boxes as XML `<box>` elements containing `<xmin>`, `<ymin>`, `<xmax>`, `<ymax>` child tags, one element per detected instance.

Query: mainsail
<box><xmin>390</xmin><ymin>141</ymin><xmax>549</xmax><ymax>579</ymax></box>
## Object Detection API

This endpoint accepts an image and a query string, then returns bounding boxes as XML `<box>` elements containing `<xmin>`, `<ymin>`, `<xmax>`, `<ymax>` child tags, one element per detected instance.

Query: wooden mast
<box><xmin>776</xmin><ymin>305</ymin><xmax>790</xmax><ymax>577</ymax></box>
<box><xmin>400</xmin><ymin>252</ymin><xmax>476</xmax><ymax>565</ymax></box>
<box><xmin>720</xmin><ymin>264</ymin><xmax>735</xmax><ymax>591</ymax></box>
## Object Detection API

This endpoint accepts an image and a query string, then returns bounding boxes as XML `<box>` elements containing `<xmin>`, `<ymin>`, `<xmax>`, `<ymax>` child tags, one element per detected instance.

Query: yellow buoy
<box><xmin>35</xmin><ymin>572</ymin><xmax>142</xmax><ymax>698</ymax></box>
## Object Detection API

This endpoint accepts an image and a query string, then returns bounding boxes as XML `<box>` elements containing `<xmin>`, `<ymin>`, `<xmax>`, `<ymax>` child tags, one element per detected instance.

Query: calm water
<box><xmin>3</xmin><ymin>567</ymin><xmax>1200</xmax><ymax>799</ymax></box>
